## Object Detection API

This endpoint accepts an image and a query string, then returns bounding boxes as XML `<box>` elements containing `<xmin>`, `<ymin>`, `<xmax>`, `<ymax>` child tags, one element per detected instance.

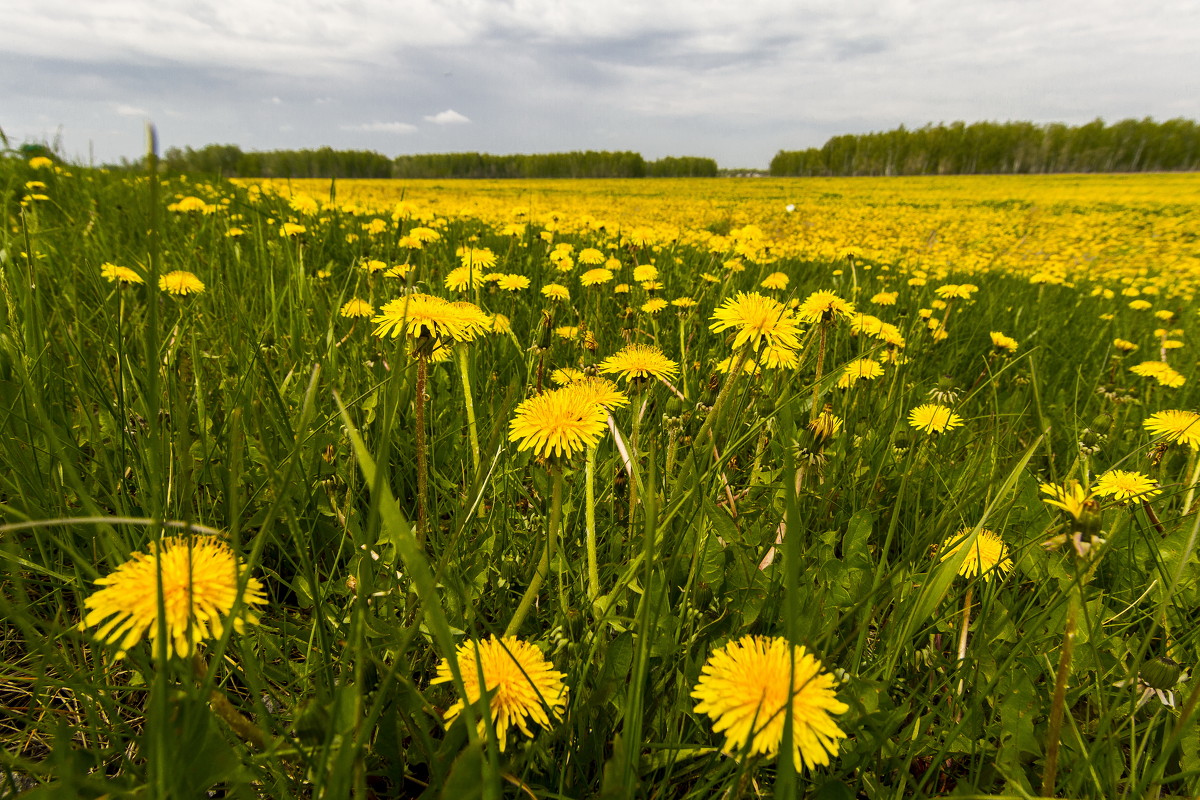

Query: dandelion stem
<box><xmin>193</xmin><ymin>654</ymin><xmax>268</xmax><ymax>750</ymax></box>
<box><xmin>694</xmin><ymin>342</ymin><xmax>752</xmax><ymax>451</ymax></box>
<box><xmin>955</xmin><ymin>585</ymin><xmax>974</xmax><ymax>695</ymax></box>
<box><xmin>1182</xmin><ymin>451</ymin><xmax>1200</xmax><ymax>514</ymax></box>
<box><xmin>811</xmin><ymin>321</ymin><xmax>828</xmax><ymax>421</ymax></box>
<box><xmin>1041</xmin><ymin>577</ymin><xmax>1079</xmax><ymax>797</ymax></box>
<box><xmin>415</xmin><ymin>348</ymin><xmax>430</xmax><ymax>546</ymax></box>
<box><xmin>505</xmin><ymin>468</ymin><xmax>563</xmax><ymax>637</ymax></box>
<box><xmin>455</xmin><ymin>342</ymin><xmax>483</xmax><ymax>516</ymax></box>
<box><xmin>585</xmin><ymin>446</ymin><xmax>600</xmax><ymax>602</ymax></box>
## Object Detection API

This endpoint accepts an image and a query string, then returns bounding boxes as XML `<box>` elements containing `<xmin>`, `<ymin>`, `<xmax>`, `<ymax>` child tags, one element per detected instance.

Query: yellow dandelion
<box><xmin>908</xmin><ymin>404</ymin><xmax>963</xmax><ymax>434</ymax></box>
<box><xmin>550</xmin><ymin>367</ymin><xmax>586</xmax><ymax>385</ymax></box>
<box><xmin>565</xmin><ymin>376</ymin><xmax>630</xmax><ymax>410</ymax></box>
<box><xmin>808</xmin><ymin>408</ymin><xmax>844</xmax><ymax>441</ymax></box>
<box><xmin>28</xmin><ymin>156</ymin><xmax>55</xmax><ymax>169</ymax></box>
<box><xmin>444</xmin><ymin>265</ymin><xmax>486</xmax><ymax>292</ymax></box>
<box><xmin>1130</xmin><ymin>361</ymin><xmax>1185</xmax><ymax>388</ymax></box>
<box><xmin>339</xmin><ymin>298</ymin><xmax>374</xmax><ymax>318</ymax></box>
<box><xmin>935</xmin><ymin>284</ymin><xmax>977</xmax><ymax>300</ymax></box>
<box><xmin>641</xmin><ymin>298</ymin><xmax>669</xmax><ymax>314</ymax></box>
<box><xmin>870</xmin><ymin>291</ymin><xmax>898</xmax><ymax>306</ymax></box>
<box><xmin>939</xmin><ymin>529</ymin><xmax>1011</xmax><ymax>582</ymax></box>
<box><xmin>710</xmin><ymin>292</ymin><xmax>803</xmax><ymax>351</ymax></box>
<box><xmin>408</xmin><ymin>226</ymin><xmax>440</xmax><ymax>243</ymax></box>
<box><xmin>158</xmin><ymin>270</ymin><xmax>205</xmax><ymax>296</ymax></box>
<box><xmin>613</xmin><ymin>283</ymin><xmax>631</xmax><ymax>294</ymax></box>
<box><xmin>81</xmin><ymin>536</ymin><xmax>266</xmax><ymax>660</ymax></box>
<box><xmin>457</xmin><ymin>247</ymin><xmax>497</xmax><ymax>269</ymax></box>
<box><xmin>508</xmin><ymin>386</ymin><xmax>608</xmax><ymax>459</ymax></box>
<box><xmin>692</xmin><ymin>635</ymin><xmax>848</xmax><ymax>771</ymax></box>
<box><xmin>497</xmin><ymin>274</ymin><xmax>531</xmax><ymax>292</ymax></box>
<box><xmin>431</xmin><ymin>636</ymin><xmax>567</xmax><ymax>751</ymax></box>
<box><xmin>580</xmin><ymin>268</ymin><xmax>614</xmax><ymax>286</ymax></box>
<box><xmin>1041</xmin><ymin>481</ymin><xmax>1094</xmax><ymax>521</ymax></box>
<box><xmin>1144</xmin><ymin>410</ymin><xmax>1200</xmax><ymax>450</ymax></box>
<box><xmin>633</xmin><ymin>264</ymin><xmax>659</xmax><ymax>282</ymax></box>
<box><xmin>101</xmin><ymin>262</ymin><xmax>143</xmax><ymax>285</ymax></box>
<box><xmin>280</xmin><ymin>222</ymin><xmax>306</xmax><ymax>236</ymax></box>
<box><xmin>990</xmin><ymin>332</ymin><xmax>1018</xmax><ymax>352</ymax></box>
<box><xmin>837</xmin><ymin>358</ymin><xmax>884</xmax><ymax>388</ymax></box>
<box><xmin>578</xmin><ymin>247</ymin><xmax>605</xmax><ymax>265</ymax></box>
<box><xmin>372</xmin><ymin>294</ymin><xmax>490</xmax><ymax>343</ymax></box>
<box><xmin>797</xmin><ymin>290</ymin><xmax>856</xmax><ymax>324</ymax></box>
<box><xmin>1094</xmin><ymin>470</ymin><xmax>1161</xmax><ymax>503</ymax></box>
<box><xmin>760</xmin><ymin>272</ymin><xmax>789</xmax><ymax>290</ymax></box>
<box><xmin>541</xmin><ymin>283</ymin><xmax>571</xmax><ymax>301</ymax></box>
<box><xmin>598</xmin><ymin>343</ymin><xmax>680</xmax><ymax>383</ymax></box>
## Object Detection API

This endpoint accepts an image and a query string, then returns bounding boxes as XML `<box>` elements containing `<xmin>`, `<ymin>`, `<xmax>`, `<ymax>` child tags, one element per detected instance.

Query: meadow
<box><xmin>3</xmin><ymin>155</ymin><xmax>1200</xmax><ymax>799</ymax></box>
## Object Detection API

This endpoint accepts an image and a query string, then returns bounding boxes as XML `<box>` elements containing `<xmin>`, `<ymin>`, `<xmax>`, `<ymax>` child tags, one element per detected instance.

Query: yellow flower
<box><xmin>550</xmin><ymin>367</ymin><xmax>586</xmax><ymax>385</ymax></box>
<box><xmin>1113</xmin><ymin>338</ymin><xmax>1139</xmax><ymax>353</ymax></box>
<box><xmin>641</xmin><ymin>298</ymin><xmax>668</xmax><ymax>314</ymax></box>
<box><xmin>170</xmin><ymin>196</ymin><xmax>213</xmax><ymax>213</ymax></box>
<box><xmin>760</xmin><ymin>272</ymin><xmax>789</xmax><ymax>290</ymax></box>
<box><xmin>692</xmin><ymin>635</ymin><xmax>847</xmax><ymax>771</ymax></box>
<box><xmin>1130</xmin><ymin>361</ymin><xmax>1185</xmax><ymax>388</ymax></box>
<box><xmin>990</xmin><ymin>332</ymin><xmax>1018</xmax><ymax>352</ymax></box>
<box><xmin>870</xmin><ymin>291</ymin><xmax>898</xmax><ymax>306</ymax></box>
<box><xmin>81</xmin><ymin>536</ymin><xmax>266</xmax><ymax>660</ymax></box>
<box><xmin>280</xmin><ymin>222</ymin><xmax>307</xmax><ymax>236</ymax></box>
<box><xmin>908</xmin><ymin>404</ymin><xmax>963</xmax><ymax>434</ymax></box>
<box><xmin>541</xmin><ymin>283</ymin><xmax>570</xmax><ymax>301</ymax></box>
<box><xmin>564</xmin><ymin>376</ymin><xmax>630</xmax><ymax>410</ymax></box>
<box><xmin>633</xmin><ymin>264</ymin><xmax>659</xmax><ymax>282</ymax></box>
<box><xmin>408</xmin><ymin>226</ymin><xmax>440</xmax><ymax>243</ymax></box>
<box><xmin>710</xmin><ymin>292</ymin><xmax>803</xmax><ymax>351</ymax></box>
<box><xmin>431</xmin><ymin>636</ymin><xmax>567</xmax><ymax>751</ymax></box>
<box><xmin>578</xmin><ymin>247</ymin><xmax>605</xmax><ymax>264</ymax></box>
<box><xmin>1129</xmin><ymin>300</ymin><xmax>1153</xmax><ymax>311</ymax></box>
<box><xmin>1094</xmin><ymin>470</ymin><xmax>1161</xmax><ymax>503</ymax></box>
<box><xmin>808</xmin><ymin>408</ymin><xmax>843</xmax><ymax>441</ymax></box>
<box><xmin>837</xmin><ymin>358</ymin><xmax>884</xmax><ymax>388</ymax></box>
<box><xmin>28</xmin><ymin>156</ymin><xmax>55</xmax><ymax>169</ymax></box>
<box><xmin>1041</xmin><ymin>480</ymin><xmax>1095</xmax><ymax>521</ymax></box>
<box><xmin>372</xmin><ymin>294</ymin><xmax>490</xmax><ymax>343</ymax></box>
<box><xmin>444</xmin><ymin>265</ymin><xmax>487</xmax><ymax>292</ymax></box>
<box><xmin>508</xmin><ymin>386</ymin><xmax>608</xmax><ymax>459</ymax></box>
<box><xmin>580</xmin><ymin>268</ymin><xmax>614</xmax><ymax>286</ymax></box>
<box><xmin>797</xmin><ymin>290</ymin><xmax>856</xmax><ymax>323</ymax></box>
<box><xmin>939</xmin><ymin>529</ymin><xmax>1011</xmax><ymax>582</ymax></box>
<box><xmin>935</xmin><ymin>284</ymin><xmax>977</xmax><ymax>300</ymax></box>
<box><xmin>101</xmin><ymin>262</ymin><xmax>143</xmax><ymax>285</ymax></box>
<box><xmin>457</xmin><ymin>246</ymin><xmax>497</xmax><ymax>269</ymax></box>
<box><xmin>1144</xmin><ymin>410</ymin><xmax>1200</xmax><ymax>450</ymax></box>
<box><xmin>158</xmin><ymin>270</ymin><xmax>205</xmax><ymax>296</ymax></box>
<box><xmin>340</xmin><ymin>298</ymin><xmax>374</xmax><ymax>318</ymax></box>
<box><xmin>598</xmin><ymin>343</ymin><xmax>680</xmax><ymax>383</ymax></box>
<box><xmin>497</xmin><ymin>274</ymin><xmax>531</xmax><ymax>292</ymax></box>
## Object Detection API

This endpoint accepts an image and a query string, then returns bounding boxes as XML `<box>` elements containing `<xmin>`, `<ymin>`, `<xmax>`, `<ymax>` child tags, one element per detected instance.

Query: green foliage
<box><xmin>771</xmin><ymin>117</ymin><xmax>1200</xmax><ymax>176</ymax></box>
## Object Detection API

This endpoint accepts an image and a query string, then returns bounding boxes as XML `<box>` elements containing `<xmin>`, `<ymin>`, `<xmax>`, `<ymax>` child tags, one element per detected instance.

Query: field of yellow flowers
<box><xmin>4</xmin><ymin>156</ymin><xmax>1200</xmax><ymax>798</ymax></box>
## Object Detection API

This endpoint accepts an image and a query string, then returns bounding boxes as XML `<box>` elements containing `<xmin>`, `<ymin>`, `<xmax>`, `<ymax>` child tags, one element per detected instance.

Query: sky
<box><xmin>3</xmin><ymin>0</ymin><xmax>1198</xmax><ymax>169</ymax></box>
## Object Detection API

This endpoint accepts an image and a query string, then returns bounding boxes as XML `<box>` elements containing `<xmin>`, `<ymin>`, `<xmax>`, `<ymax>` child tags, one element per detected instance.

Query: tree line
<box><xmin>141</xmin><ymin>145</ymin><xmax>718</xmax><ymax>179</ymax></box>
<box><xmin>770</xmin><ymin>118</ymin><xmax>1200</xmax><ymax>176</ymax></box>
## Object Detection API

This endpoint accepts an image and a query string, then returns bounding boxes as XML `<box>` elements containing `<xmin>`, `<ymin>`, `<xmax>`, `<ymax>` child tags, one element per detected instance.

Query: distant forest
<box><xmin>770</xmin><ymin>118</ymin><xmax>1200</xmax><ymax>176</ymax></box>
<box><xmin>148</xmin><ymin>146</ymin><xmax>719</xmax><ymax>179</ymax></box>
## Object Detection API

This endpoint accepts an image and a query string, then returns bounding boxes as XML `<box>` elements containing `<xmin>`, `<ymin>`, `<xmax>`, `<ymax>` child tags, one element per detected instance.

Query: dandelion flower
<box><xmin>541</xmin><ymin>283</ymin><xmax>570</xmax><ymax>301</ymax></box>
<box><xmin>641</xmin><ymin>298</ymin><xmax>668</xmax><ymax>314</ymax></box>
<box><xmin>280</xmin><ymin>222</ymin><xmax>306</xmax><ymax>237</ymax></box>
<box><xmin>431</xmin><ymin>636</ymin><xmax>567</xmax><ymax>751</ymax></box>
<box><xmin>935</xmin><ymin>284</ymin><xmax>977</xmax><ymax>300</ymax></box>
<box><xmin>81</xmin><ymin>536</ymin><xmax>266</xmax><ymax>660</ymax></box>
<box><xmin>908</xmin><ymin>404</ymin><xmax>963</xmax><ymax>434</ymax></box>
<box><xmin>508</xmin><ymin>386</ymin><xmax>608</xmax><ymax>458</ymax></box>
<box><xmin>692</xmin><ymin>635</ymin><xmax>848</xmax><ymax>771</ymax></box>
<box><xmin>340</xmin><ymin>298</ymin><xmax>374</xmax><ymax>318</ymax></box>
<box><xmin>565</xmin><ymin>376</ymin><xmax>630</xmax><ymax>411</ymax></box>
<box><xmin>837</xmin><ymin>358</ymin><xmax>884</xmax><ymax>388</ymax></box>
<box><xmin>1131</xmin><ymin>361</ymin><xmax>1185</xmax><ymax>388</ymax></box>
<box><xmin>497</xmin><ymin>274</ymin><xmax>531</xmax><ymax>292</ymax></box>
<box><xmin>457</xmin><ymin>247</ymin><xmax>497</xmax><ymax>269</ymax></box>
<box><xmin>760</xmin><ymin>272</ymin><xmax>789</xmax><ymax>290</ymax></box>
<box><xmin>1144</xmin><ymin>410</ymin><xmax>1200</xmax><ymax>450</ymax></box>
<box><xmin>1094</xmin><ymin>470</ymin><xmax>1161</xmax><ymax>503</ymax></box>
<box><xmin>550</xmin><ymin>367</ymin><xmax>586</xmax><ymax>385</ymax></box>
<box><xmin>710</xmin><ymin>292</ymin><xmax>802</xmax><ymax>351</ymax></box>
<box><xmin>101</xmin><ymin>262</ymin><xmax>143</xmax><ymax>285</ymax></box>
<box><xmin>599</xmin><ymin>343</ymin><xmax>680</xmax><ymax>383</ymax></box>
<box><xmin>870</xmin><ymin>291</ymin><xmax>898</xmax><ymax>306</ymax></box>
<box><xmin>372</xmin><ymin>294</ymin><xmax>490</xmax><ymax>343</ymax></box>
<box><xmin>990</xmin><ymin>332</ymin><xmax>1018</xmax><ymax>352</ymax></box>
<box><xmin>159</xmin><ymin>270</ymin><xmax>205</xmax><ymax>296</ymax></box>
<box><xmin>1040</xmin><ymin>481</ymin><xmax>1094</xmax><ymax>520</ymax></box>
<box><xmin>579</xmin><ymin>248</ymin><xmax>605</xmax><ymax>265</ymax></box>
<box><xmin>633</xmin><ymin>264</ymin><xmax>659</xmax><ymax>282</ymax></box>
<box><xmin>939</xmin><ymin>529</ymin><xmax>1011</xmax><ymax>582</ymax></box>
<box><xmin>797</xmin><ymin>290</ymin><xmax>855</xmax><ymax>324</ymax></box>
<box><xmin>580</xmin><ymin>268</ymin><xmax>614</xmax><ymax>286</ymax></box>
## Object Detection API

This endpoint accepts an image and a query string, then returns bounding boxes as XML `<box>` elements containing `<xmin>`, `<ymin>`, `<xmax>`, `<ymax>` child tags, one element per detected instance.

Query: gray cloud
<box><xmin>3</xmin><ymin>0</ymin><xmax>1198</xmax><ymax>168</ymax></box>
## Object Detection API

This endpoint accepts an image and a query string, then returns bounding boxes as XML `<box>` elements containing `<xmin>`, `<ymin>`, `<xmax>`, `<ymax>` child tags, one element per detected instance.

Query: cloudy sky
<box><xmin>4</xmin><ymin>0</ymin><xmax>1198</xmax><ymax>169</ymax></box>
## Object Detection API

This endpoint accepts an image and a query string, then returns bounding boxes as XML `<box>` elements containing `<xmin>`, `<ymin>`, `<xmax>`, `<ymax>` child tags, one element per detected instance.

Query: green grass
<box><xmin>2</xmin><ymin>150</ymin><xmax>1200</xmax><ymax>799</ymax></box>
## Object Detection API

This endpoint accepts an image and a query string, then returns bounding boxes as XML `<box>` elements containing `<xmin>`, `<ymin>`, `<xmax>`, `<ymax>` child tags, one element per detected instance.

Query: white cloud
<box><xmin>339</xmin><ymin>121</ymin><xmax>417</xmax><ymax>134</ymax></box>
<box><xmin>424</xmin><ymin>109</ymin><xmax>470</xmax><ymax>125</ymax></box>
<box><xmin>115</xmin><ymin>103</ymin><xmax>149</xmax><ymax>116</ymax></box>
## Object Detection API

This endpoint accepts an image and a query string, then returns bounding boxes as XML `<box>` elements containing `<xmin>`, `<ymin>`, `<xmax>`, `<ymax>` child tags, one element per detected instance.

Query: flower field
<box><xmin>3</xmin><ymin>156</ymin><xmax>1200</xmax><ymax>797</ymax></box>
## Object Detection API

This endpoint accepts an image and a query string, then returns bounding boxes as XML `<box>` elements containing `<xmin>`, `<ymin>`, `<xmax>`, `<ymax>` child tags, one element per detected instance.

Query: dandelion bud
<box><xmin>1090</xmin><ymin>412</ymin><xmax>1115</xmax><ymax>434</ymax></box>
<box><xmin>1141</xmin><ymin>656</ymin><xmax>1184</xmax><ymax>691</ymax></box>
